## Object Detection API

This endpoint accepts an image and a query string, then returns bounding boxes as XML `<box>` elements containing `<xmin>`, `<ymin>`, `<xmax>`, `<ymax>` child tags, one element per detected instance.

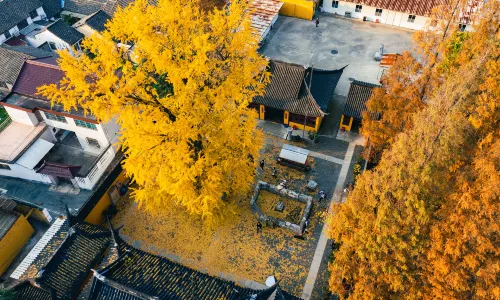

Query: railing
<box><xmin>75</xmin><ymin>146</ymin><xmax>115</xmax><ymax>190</ymax></box>
<box><xmin>0</xmin><ymin>116</ymin><xmax>11</xmax><ymax>132</ymax></box>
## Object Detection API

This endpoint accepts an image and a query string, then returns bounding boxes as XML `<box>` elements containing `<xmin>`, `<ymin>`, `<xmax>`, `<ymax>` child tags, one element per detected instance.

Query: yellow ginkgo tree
<box><xmin>39</xmin><ymin>0</ymin><xmax>269</xmax><ymax>224</ymax></box>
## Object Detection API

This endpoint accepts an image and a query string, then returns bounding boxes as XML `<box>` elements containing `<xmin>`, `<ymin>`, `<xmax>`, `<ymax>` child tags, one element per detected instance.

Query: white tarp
<box><xmin>279</xmin><ymin>144</ymin><xmax>310</xmax><ymax>165</ymax></box>
<box><xmin>16</xmin><ymin>138</ymin><xmax>54</xmax><ymax>169</ymax></box>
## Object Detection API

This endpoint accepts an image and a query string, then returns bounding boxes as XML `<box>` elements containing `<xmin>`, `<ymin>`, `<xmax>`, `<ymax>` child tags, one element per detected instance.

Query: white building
<box><xmin>0</xmin><ymin>58</ymin><xmax>120</xmax><ymax>190</ymax></box>
<box><xmin>322</xmin><ymin>0</ymin><xmax>476</xmax><ymax>31</ymax></box>
<box><xmin>22</xmin><ymin>19</ymin><xmax>84</xmax><ymax>55</ymax></box>
<box><xmin>0</xmin><ymin>0</ymin><xmax>48</xmax><ymax>45</ymax></box>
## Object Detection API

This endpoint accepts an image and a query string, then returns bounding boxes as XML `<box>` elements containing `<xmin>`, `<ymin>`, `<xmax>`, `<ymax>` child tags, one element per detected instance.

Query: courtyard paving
<box><xmin>261</xmin><ymin>14</ymin><xmax>414</xmax><ymax>96</ymax></box>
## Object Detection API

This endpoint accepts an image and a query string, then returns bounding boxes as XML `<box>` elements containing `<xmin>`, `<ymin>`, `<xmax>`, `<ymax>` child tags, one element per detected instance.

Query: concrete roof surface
<box><xmin>0</xmin><ymin>122</ymin><xmax>47</xmax><ymax>163</ymax></box>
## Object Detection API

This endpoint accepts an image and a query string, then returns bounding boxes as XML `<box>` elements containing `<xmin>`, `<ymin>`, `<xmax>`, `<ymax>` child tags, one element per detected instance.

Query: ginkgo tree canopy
<box><xmin>39</xmin><ymin>0</ymin><xmax>270</xmax><ymax>224</ymax></box>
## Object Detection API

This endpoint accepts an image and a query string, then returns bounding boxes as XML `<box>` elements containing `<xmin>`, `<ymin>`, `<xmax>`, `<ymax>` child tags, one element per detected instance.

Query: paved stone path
<box><xmin>301</xmin><ymin>131</ymin><xmax>364</xmax><ymax>299</ymax></box>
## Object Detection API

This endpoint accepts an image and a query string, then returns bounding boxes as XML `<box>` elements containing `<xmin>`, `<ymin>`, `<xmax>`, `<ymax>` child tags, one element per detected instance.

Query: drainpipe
<box><xmin>303</xmin><ymin>66</ymin><xmax>314</xmax><ymax>138</ymax></box>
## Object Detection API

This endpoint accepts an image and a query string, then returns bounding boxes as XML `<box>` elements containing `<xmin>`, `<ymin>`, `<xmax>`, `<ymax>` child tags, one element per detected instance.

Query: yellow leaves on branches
<box><xmin>39</xmin><ymin>0</ymin><xmax>270</xmax><ymax>225</ymax></box>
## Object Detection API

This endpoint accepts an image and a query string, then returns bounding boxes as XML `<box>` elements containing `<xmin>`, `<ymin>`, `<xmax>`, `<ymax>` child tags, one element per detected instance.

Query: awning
<box><xmin>36</xmin><ymin>161</ymin><xmax>81</xmax><ymax>178</ymax></box>
<box><xmin>16</xmin><ymin>138</ymin><xmax>55</xmax><ymax>169</ymax></box>
<box><xmin>279</xmin><ymin>144</ymin><xmax>310</xmax><ymax>165</ymax></box>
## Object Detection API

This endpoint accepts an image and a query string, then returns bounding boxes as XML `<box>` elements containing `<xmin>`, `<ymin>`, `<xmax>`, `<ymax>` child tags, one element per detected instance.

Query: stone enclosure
<box><xmin>251</xmin><ymin>181</ymin><xmax>313</xmax><ymax>234</ymax></box>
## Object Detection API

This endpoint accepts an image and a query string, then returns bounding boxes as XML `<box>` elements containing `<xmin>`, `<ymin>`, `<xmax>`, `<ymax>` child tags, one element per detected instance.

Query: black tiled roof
<box><xmin>276</xmin><ymin>287</ymin><xmax>303</xmax><ymax>300</ymax></box>
<box><xmin>11</xmin><ymin>280</ymin><xmax>52</xmax><ymax>300</ymax></box>
<box><xmin>40</xmin><ymin>0</ymin><xmax>62</xmax><ymax>18</ymax></box>
<box><xmin>0</xmin><ymin>0</ymin><xmax>43</xmax><ymax>33</ymax></box>
<box><xmin>253</xmin><ymin>60</ymin><xmax>344</xmax><ymax>118</ymax></box>
<box><xmin>46</xmin><ymin>19</ymin><xmax>84</xmax><ymax>45</ymax></box>
<box><xmin>343</xmin><ymin>80</ymin><xmax>381</xmax><ymax>119</ymax></box>
<box><xmin>0</xmin><ymin>45</ymin><xmax>52</xmax><ymax>88</ymax></box>
<box><xmin>36</xmin><ymin>222</ymin><xmax>110</xmax><ymax>299</ymax></box>
<box><xmin>85</xmin><ymin>10</ymin><xmax>111</xmax><ymax>32</ymax></box>
<box><xmin>0</xmin><ymin>208</ymin><xmax>20</xmax><ymax>239</ymax></box>
<box><xmin>87</xmin><ymin>275</ymin><xmax>155</xmax><ymax>300</ymax></box>
<box><xmin>64</xmin><ymin>0</ymin><xmax>107</xmax><ymax>15</ymax></box>
<box><xmin>92</xmin><ymin>236</ymin><xmax>302</xmax><ymax>300</ymax></box>
<box><xmin>305</xmin><ymin>66</ymin><xmax>346</xmax><ymax>111</ymax></box>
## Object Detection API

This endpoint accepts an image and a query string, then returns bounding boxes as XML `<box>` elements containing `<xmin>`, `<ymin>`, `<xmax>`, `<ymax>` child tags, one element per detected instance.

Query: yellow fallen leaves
<box><xmin>258</xmin><ymin>190</ymin><xmax>305</xmax><ymax>224</ymax></box>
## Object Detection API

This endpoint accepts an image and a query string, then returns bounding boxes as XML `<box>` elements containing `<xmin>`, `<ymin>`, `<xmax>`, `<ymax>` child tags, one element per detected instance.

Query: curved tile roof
<box><xmin>346</xmin><ymin>0</ymin><xmax>449</xmax><ymax>17</ymax></box>
<box><xmin>343</xmin><ymin>80</ymin><xmax>381</xmax><ymax>119</ymax></box>
<box><xmin>253</xmin><ymin>60</ymin><xmax>345</xmax><ymax>117</ymax></box>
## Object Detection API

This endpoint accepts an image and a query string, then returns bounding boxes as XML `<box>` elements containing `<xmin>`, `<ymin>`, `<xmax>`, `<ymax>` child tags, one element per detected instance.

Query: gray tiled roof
<box><xmin>11</xmin><ymin>280</ymin><xmax>52</xmax><ymax>300</ymax></box>
<box><xmin>0</xmin><ymin>208</ymin><xmax>20</xmax><ymax>239</ymax></box>
<box><xmin>343</xmin><ymin>80</ymin><xmax>381</xmax><ymax>119</ymax></box>
<box><xmin>64</xmin><ymin>0</ymin><xmax>107</xmax><ymax>15</ymax></box>
<box><xmin>253</xmin><ymin>60</ymin><xmax>345</xmax><ymax>118</ymax></box>
<box><xmin>0</xmin><ymin>0</ymin><xmax>43</xmax><ymax>33</ymax></box>
<box><xmin>85</xmin><ymin>10</ymin><xmax>111</xmax><ymax>32</ymax></box>
<box><xmin>64</xmin><ymin>0</ymin><xmax>154</xmax><ymax>17</ymax></box>
<box><xmin>36</xmin><ymin>222</ymin><xmax>111</xmax><ymax>299</ymax></box>
<box><xmin>40</xmin><ymin>0</ymin><xmax>62</xmax><ymax>18</ymax></box>
<box><xmin>47</xmin><ymin>19</ymin><xmax>84</xmax><ymax>45</ymax></box>
<box><xmin>89</xmin><ymin>235</ymin><xmax>303</xmax><ymax>299</ymax></box>
<box><xmin>0</xmin><ymin>45</ymin><xmax>53</xmax><ymax>88</ymax></box>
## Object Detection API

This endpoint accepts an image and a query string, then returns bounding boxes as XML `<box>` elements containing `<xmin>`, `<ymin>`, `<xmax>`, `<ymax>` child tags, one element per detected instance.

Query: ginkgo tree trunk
<box><xmin>39</xmin><ymin>0</ymin><xmax>270</xmax><ymax>224</ymax></box>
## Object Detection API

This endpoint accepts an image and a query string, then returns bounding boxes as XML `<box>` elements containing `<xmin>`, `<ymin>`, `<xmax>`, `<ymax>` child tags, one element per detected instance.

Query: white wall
<box><xmin>0</xmin><ymin>6</ymin><xmax>46</xmax><ymax>45</ymax></box>
<box><xmin>262</xmin><ymin>14</ymin><xmax>280</xmax><ymax>41</ymax></box>
<box><xmin>103</xmin><ymin>117</ymin><xmax>120</xmax><ymax>146</ymax></box>
<box><xmin>323</xmin><ymin>1</ymin><xmax>431</xmax><ymax>31</ymax></box>
<box><xmin>0</xmin><ymin>161</ymin><xmax>53</xmax><ymax>183</ymax></box>
<box><xmin>0</xmin><ymin>126</ymin><xmax>54</xmax><ymax>185</ymax></box>
<box><xmin>4</xmin><ymin>106</ymin><xmax>39</xmax><ymax>126</ymax></box>
<box><xmin>75</xmin><ymin>145</ymin><xmax>115</xmax><ymax>190</ymax></box>
<box><xmin>40</xmin><ymin>111</ymin><xmax>110</xmax><ymax>154</ymax></box>
<box><xmin>39</xmin><ymin>126</ymin><xmax>57</xmax><ymax>143</ymax></box>
<box><xmin>27</xmin><ymin>30</ymin><xmax>69</xmax><ymax>50</ymax></box>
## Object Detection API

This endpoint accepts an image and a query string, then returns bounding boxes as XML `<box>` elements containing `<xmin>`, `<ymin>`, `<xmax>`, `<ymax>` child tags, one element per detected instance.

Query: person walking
<box><xmin>260</xmin><ymin>159</ymin><xmax>265</xmax><ymax>171</ymax></box>
<box><xmin>315</xmin><ymin>18</ymin><xmax>320</xmax><ymax>27</ymax></box>
<box><xmin>257</xmin><ymin>221</ymin><xmax>263</xmax><ymax>234</ymax></box>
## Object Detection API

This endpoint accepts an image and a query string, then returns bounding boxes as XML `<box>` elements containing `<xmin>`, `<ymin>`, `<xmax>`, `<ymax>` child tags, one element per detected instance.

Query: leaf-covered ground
<box><xmin>112</xmin><ymin>136</ymin><xmax>342</xmax><ymax>295</ymax></box>
<box><xmin>258</xmin><ymin>190</ymin><xmax>306</xmax><ymax>224</ymax></box>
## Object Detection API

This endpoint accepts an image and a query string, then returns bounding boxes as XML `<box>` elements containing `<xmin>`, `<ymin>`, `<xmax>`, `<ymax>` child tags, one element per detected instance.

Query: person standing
<box><xmin>315</xmin><ymin>18</ymin><xmax>320</xmax><ymax>27</ymax></box>
<box><xmin>260</xmin><ymin>159</ymin><xmax>265</xmax><ymax>171</ymax></box>
<box><xmin>257</xmin><ymin>221</ymin><xmax>263</xmax><ymax>234</ymax></box>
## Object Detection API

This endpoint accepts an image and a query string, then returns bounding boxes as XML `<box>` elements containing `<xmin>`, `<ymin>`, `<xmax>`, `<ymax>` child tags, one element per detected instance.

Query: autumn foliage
<box><xmin>39</xmin><ymin>0</ymin><xmax>269</xmax><ymax>224</ymax></box>
<box><xmin>329</xmin><ymin>1</ymin><xmax>499</xmax><ymax>299</ymax></box>
<box><xmin>361</xmin><ymin>0</ymin><xmax>476</xmax><ymax>162</ymax></box>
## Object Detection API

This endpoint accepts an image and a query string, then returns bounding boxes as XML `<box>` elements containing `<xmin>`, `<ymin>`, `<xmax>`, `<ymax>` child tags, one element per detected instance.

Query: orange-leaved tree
<box><xmin>360</xmin><ymin>0</ymin><xmax>473</xmax><ymax>162</ymax></box>
<box><xmin>39</xmin><ymin>0</ymin><xmax>269</xmax><ymax>225</ymax></box>
<box><xmin>328</xmin><ymin>1</ymin><xmax>499</xmax><ymax>298</ymax></box>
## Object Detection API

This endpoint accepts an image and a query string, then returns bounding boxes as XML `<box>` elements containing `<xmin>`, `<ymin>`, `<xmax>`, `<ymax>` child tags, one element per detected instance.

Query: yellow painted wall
<box><xmin>84</xmin><ymin>169</ymin><xmax>128</xmax><ymax>225</ymax></box>
<box><xmin>289</xmin><ymin>116</ymin><xmax>322</xmax><ymax>132</ymax></box>
<box><xmin>280</xmin><ymin>0</ymin><xmax>316</xmax><ymax>20</ymax></box>
<box><xmin>0</xmin><ymin>216</ymin><xmax>34</xmax><ymax>275</ymax></box>
<box><xmin>340</xmin><ymin>114</ymin><xmax>353</xmax><ymax>131</ymax></box>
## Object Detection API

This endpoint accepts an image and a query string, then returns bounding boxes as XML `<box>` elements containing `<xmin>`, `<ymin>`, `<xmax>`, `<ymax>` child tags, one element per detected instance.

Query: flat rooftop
<box><xmin>0</xmin><ymin>121</ymin><xmax>46</xmax><ymax>163</ymax></box>
<box><xmin>2</xmin><ymin>94</ymin><xmax>95</xmax><ymax>120</ymax></box>
<box><xmin>44</xmin><ymin>132</ymin><xmax>99</xmax><ymax>177</ymax></box>
<box><xmin>0</xmin><ymin>176</ymin><xmax>92</xmax><ymax>216</ymax></box>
